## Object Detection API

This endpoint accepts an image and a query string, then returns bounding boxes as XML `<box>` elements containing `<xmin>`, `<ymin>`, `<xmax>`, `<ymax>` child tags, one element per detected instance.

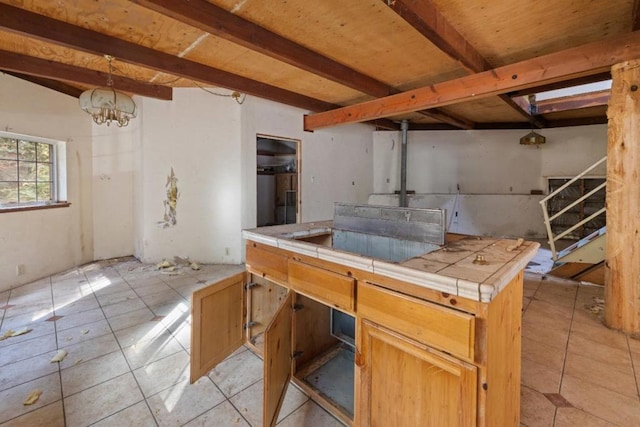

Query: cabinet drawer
<box><xmin>246</xmin><ymin>243</ymin><xmax>288</xmax><ymax>282</ymax></box>
<box><xmin>288</xmin><ymin>260</ymin><xmax>355</xmax><ymax>313</ymax></box>
<box><xmin>358</xmin><ymin>282</ymin><xmax>475</xmax><ymax>361</ymax></box>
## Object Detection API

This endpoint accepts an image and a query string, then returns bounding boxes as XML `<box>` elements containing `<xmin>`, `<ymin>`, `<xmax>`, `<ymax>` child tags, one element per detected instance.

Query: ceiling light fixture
<box><xmin>519</xmin><ymin>130</ymin><xmax>546</xmax><ymax>145</ymax></box>
<box><xmin>79</xmin><ymin>55</ymin><xmax>137</xmax><ymax>127</ymax></box>
<box><xmin>520</xmin><ymin>95</ymin><xmax>546</xmax><ymax>145</ymax></box>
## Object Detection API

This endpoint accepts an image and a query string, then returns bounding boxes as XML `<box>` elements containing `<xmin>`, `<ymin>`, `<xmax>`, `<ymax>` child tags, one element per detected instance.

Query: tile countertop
<box><xmin>242</xmin><ymin>221</ymin><xmax>539</xmax><ymax>303</ymax></box>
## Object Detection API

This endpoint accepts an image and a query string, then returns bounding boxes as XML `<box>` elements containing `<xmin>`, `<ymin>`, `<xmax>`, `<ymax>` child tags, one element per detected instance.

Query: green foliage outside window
<box><xmin>0</xmin><ymin>137</ymin><xmax>53</xmax><ymax>204</ymax></box>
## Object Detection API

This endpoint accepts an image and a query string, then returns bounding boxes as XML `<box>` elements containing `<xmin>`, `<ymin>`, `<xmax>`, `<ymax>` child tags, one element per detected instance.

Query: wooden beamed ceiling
<box><xmin>304</xmin><ymin>31</ymin><xmax>640</xmax><ymax>130</ymax></box>
<box><xmin>0</xmin><ymin>0</ymin><xmax>634</xmax><ymax>131</ymax></box>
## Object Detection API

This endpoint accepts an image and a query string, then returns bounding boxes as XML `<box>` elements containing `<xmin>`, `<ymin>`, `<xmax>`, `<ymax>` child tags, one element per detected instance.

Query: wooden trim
<box><xmin>0</xmin><ymin>3</ymin><xmax>336</xmax><ymax>112</ymax></box>
<box><xmin>0</xmin><ymin>202</ymin><xmax>71</xmax><ymax>213</ymax></box>
<box><xmin>4</xmin><ymin>72</ymin><xmax>83</xmax><ymax>98</ymax></box>
<box><xmin>534</xmin><ymin>90</ymin><xmax>610</xmax><ymax>115</ymax></box>
<box><xmin>546</xmin><ymin>116</ymin><xmax>608</xmax><ymax>127</ymax></box>
<box><xmin>303</xmin><ymin>31</ymin><xmax>640</xmax><ymax>130</ymax></box>
<box><xmin>0</xmin><ymin>50</ymin><xmax>172</xmax><ymax>100</ymax></box>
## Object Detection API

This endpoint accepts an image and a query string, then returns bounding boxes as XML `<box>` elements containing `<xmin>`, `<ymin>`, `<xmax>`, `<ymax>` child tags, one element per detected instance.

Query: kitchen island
<box><xmin>190</xmin><ymin>205</ymin><xmax>538</xmax><ymax>426</ymax></box>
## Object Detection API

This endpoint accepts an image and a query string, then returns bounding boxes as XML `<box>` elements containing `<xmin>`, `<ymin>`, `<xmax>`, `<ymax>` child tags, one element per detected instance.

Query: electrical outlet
<box><xmin>16</xmin><ymin>264</ymin><xmax>25</xmax><ymax>276</ymax></box>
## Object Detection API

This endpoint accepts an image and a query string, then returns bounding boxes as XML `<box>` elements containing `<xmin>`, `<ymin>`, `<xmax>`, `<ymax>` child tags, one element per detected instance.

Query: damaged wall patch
<box><xmin>158</xmin><ymin>167</ymin><xmax>179</xmax><ymax>228</ymax></box>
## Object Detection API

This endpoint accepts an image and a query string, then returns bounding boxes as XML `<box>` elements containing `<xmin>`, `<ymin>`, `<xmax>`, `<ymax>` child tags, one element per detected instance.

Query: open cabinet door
<box><xmin>263</xmin><ymin>291</ymin><xmax>294</xmax><ymax>427</ymax></box>
<box><xmin>190</xmin><ymin>272</ymin><xmax>246</xmax><ymax>383</ymax></box>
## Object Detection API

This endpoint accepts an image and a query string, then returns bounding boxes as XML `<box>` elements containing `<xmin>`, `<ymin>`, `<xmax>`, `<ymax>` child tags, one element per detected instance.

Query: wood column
<box><xmin>604</xmin><ymin>59</ymin><xmax>640</xmax><ymax>335</ymax></box>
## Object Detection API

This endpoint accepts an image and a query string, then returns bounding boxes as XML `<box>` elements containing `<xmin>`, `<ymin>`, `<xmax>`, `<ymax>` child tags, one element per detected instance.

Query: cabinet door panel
<box><xmin>263</xmin><ymin>291</ymin><xmax>294</xmax><ymax>427</ymax></box>
<box><xmin>190</xmin><ymin>272</ymin><xmax>246</xmax><ymax>383</ymax></box>
<box><xmin>356</xmin><ymin>320</ymin><xmax>477</xmax><ymax>427</ymax></box>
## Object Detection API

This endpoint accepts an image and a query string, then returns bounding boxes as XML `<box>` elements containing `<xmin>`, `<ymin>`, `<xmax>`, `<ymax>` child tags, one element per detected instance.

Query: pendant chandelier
<box><xmin>79</xmin><ymin>55</ymin><xmax>137</xmax><ymax>127</ymax></box>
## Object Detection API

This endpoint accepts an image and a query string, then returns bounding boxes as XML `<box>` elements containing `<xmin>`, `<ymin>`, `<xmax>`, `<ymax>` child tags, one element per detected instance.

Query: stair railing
<box><xmin>540</xmin><ymin>156</ymin><xmax>607</xmax><ymax>260</ymax></box>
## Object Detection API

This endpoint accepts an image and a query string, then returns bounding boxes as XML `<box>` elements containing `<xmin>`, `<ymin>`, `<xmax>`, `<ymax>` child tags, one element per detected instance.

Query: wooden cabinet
<box><xmin>190</xmin><ymin>240</ymin><xmax>524</xmax><ymax>426</ymax></box>
<box><xmin>356</xmin><ymin>320</ymin><xmax>477</xmax><ymax>426</ymax></box>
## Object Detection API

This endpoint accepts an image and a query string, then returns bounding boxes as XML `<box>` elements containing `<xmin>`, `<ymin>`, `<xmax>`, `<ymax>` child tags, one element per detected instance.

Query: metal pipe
<box><xmin>400</xmin><ymin>119</ymin><xmax>409</xmax><ymax>207</ymax></box>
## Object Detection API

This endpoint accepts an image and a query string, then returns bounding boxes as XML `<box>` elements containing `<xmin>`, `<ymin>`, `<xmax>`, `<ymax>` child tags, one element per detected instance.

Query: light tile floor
<box><xmin>0</xmin><ymin>257</ymin><xmax>638</xmax><ymax>426</ymax></box>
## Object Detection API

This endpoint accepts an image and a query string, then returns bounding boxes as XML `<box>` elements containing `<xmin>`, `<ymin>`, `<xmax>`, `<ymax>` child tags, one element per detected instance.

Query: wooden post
<box><xmin>604</xmin><ymin>59</ymin><xmax>640</xmax><ymax>335</ymax></box>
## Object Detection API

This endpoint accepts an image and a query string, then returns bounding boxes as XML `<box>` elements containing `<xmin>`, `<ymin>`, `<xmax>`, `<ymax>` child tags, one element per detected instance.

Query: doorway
<box><xmin>256</xmin><ymin>135</ymin><xmax>300</xmax><ymax>226</ymax></box>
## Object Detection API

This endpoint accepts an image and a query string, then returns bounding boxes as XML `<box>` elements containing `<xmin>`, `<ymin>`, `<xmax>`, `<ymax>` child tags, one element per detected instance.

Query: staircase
<box><xmin>540</xmin><ymin>156</ymin><xmax>607</xmax><ymax>284</ymax></box>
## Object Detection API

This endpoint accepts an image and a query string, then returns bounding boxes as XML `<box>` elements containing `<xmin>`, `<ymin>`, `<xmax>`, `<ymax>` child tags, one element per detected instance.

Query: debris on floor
<box><xmin>0</xmin><ymin>327</ymin><xmax>32</xmax><ymax>341</ymax></box>
<box><xmin>156</xmin><ymin>259</ymin><xmax>174</xmax><ymax>270</ymax></box>
<box><xmin>585</xmin><ymin>296</ymin><xmax>605</xmax><ymax>315</ymax></box>
<box><xmin>50</xmin><ymin>349</ymin><xmax>68</xmax><ymax>363</ymax></box>
<box><xmin>23</xmin><ymin>389</ymin><xmax>42</xmax><ymax>405</ymax></box>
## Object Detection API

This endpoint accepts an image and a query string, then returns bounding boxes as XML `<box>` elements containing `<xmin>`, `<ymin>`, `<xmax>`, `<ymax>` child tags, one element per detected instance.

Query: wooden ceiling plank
<box><xmin>634</xmin><ymin>0</ymin><xmax>640</xmax><ymax>30</ymax></box>
<box><xmin>304</xmin><ymin>31</ymin><xmax>640</xmax><ymax>130</ymax></box>
<box><xmin>383</xmin><ymin>0</ymin><xmax>538</xmax><ymax>128</ymax></box>
<box><xmin>417</xmin><ymin>109</ymin><xmax>476</xmax><ymax>129</ymax></box>
<box><xmin>4</xmin><ymin>71</ymin><xmax>83</xmax><ymax>98</ymax></box>
<box><xmin>534</xmin><ymin>90</ymin><xmax>610</xmax><ymax>115</ymax></box>
<box><xmin>508</xmin><ymin>72</ymin><xmax>612</xmax><ymax>97</ymax></box>
<box><xmin>135</xmin><ymin>0</ymin><xmax>471</xmax><ymax>129</ymax></box>
<box><xmin>0</xmin><ymin>3</ymin><xmax>336</xmax><ymax>112</ymax></box>
<box><xmin>131</xmin><ymin>0</ymin><xmax>393</xmax><ymax>98</ymax></box>
<box><xmin>0</xmin><ymin>49</ymin><xmax>172</xmax><ymax>100</ymax></box>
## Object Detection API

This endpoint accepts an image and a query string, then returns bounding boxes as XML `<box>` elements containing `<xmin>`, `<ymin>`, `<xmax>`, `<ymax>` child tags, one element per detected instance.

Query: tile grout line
<box><xmin>626</xmin><ymin>335</ymin><xmax>640</xmax><ymax>399</ymax></box>
<box><xmin>549</xmin><ymin>279</ymin><xmax>579</xmax><ymax>426</ymax></box>
<box><xmin>50</xmin><ymin>272</ymin><xmax>69</xmax><ymax>427</ymax></box>
<box><xmin>98</xmin><ymin>264</ymin><xmax>161</xmax><ymax>427</ymax></box>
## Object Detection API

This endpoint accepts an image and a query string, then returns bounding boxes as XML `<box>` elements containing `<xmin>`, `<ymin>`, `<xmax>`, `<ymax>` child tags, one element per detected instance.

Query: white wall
<box><xmin>0</xmin><ymin>74</ymin><xmax>94</xmax><ymax>291</ymax></box>
<box><xmin>372</xmin><ymin>125</ymin><xmax>607</xmax><ymax>238</ymax></box>
<box><xmin>241</xmin><ymin>96</ymin><xmax>374</xmax><ymax>234</ymax></box>
<box><xmin>89</xmin><ymin>89</ymin><xmax>374</xmax><ymax>266</ymax></box>
<box><xmin>132</xmin><ymin>89</ymin><xmax>243</xmax><ymax>264</ymax></box>
<box><xmin>92</xmin><ymin>120</ymin><xmax>137</xmax><ymax>260</ymax></box>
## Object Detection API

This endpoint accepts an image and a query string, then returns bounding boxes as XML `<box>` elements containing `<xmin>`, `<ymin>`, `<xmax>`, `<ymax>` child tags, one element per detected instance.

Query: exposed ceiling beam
<box><xmin>547</xmin><ymin>116</ymin><xmax>608</xmax><ymax>127</ymax></box>
<box><xmin>533</xmin><ymin>90</ymin><xmax>610</xmax><ymax>115</ymax></box>
<box><xmin>408</xmin><ymin>116</ymin><xmax>609</xmax><ymax>131</ymax></box>
<box><xmin>0</xmin><ymin>50</ymin><xmax>172</xmax><ymax>100</ymax></box>
<box><xmin>131</xmin><ymin>0</ymin><xmax>392</xmax><ymax>98</ymax></box>
<box><xmin>634</xmin><ymin>0</ymin><xmax>640</xmax><ymax>30</ymax></box>
<box><xmin>0</xmin><ymin>3</ymin><xmax>336</xmax><ymax>113</ymax></box>
<box><xmin>507</xmin><ymin>72</ymin><xmax>611</xmax><ymax>97</ymax></box>
<box><xmin>304</xmin><ymin>31</ymin><xmax>640</xmax><ymax>130</ymax></box>
<box><xmin>383</xmin><ymin>0</ymin><xmax>490</xmax><ymax>73</ymax></box>
<box><xmin>4</xmin><ymin>71</ymin><xmax>84</xmax><ymax>98</ymax></box>
<box><xmin>383</xmin><ymin>0</ymin><xmax>543</xmax><ymax>127</ymax></box>
<box><xmin>133</xmin><ymin>0</ymin><xmax>472</xmax><ymax>130</ymax></box>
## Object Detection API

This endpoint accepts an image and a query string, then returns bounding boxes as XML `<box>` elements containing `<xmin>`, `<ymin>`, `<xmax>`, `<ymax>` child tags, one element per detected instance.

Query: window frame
<box><xmin>0</xmin><ymin>131</ymin><xmax>68</xmax><ymax>213</ymax></box>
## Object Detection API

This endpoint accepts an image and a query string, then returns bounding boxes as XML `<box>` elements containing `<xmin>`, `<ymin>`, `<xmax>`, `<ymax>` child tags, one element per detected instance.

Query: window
<box><xmin>0</xmin><ymin>131</ymin><xmax>67</xmax><ymax>210</ymax></box>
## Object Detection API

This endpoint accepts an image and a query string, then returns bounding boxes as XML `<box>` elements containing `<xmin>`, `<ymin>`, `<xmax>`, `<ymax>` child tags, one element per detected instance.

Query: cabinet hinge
<box><xmin>292</xmin><ymin>303</ymin><xmax>304</xmax><ymax>312</ymax></box>
<box><xmin>243</xmin><ymin>321</ymin><xmax>258</xmax><ymax>330</ymax></box>
<box><xmin>291</xmin><ymin>350</ymin><xmax>303</xmax><ymax>360</ymax></box>
<box><xmin>245</xmin><ymin>282</ymin><xmax>259</xmax><ymax>290</ymax></box>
